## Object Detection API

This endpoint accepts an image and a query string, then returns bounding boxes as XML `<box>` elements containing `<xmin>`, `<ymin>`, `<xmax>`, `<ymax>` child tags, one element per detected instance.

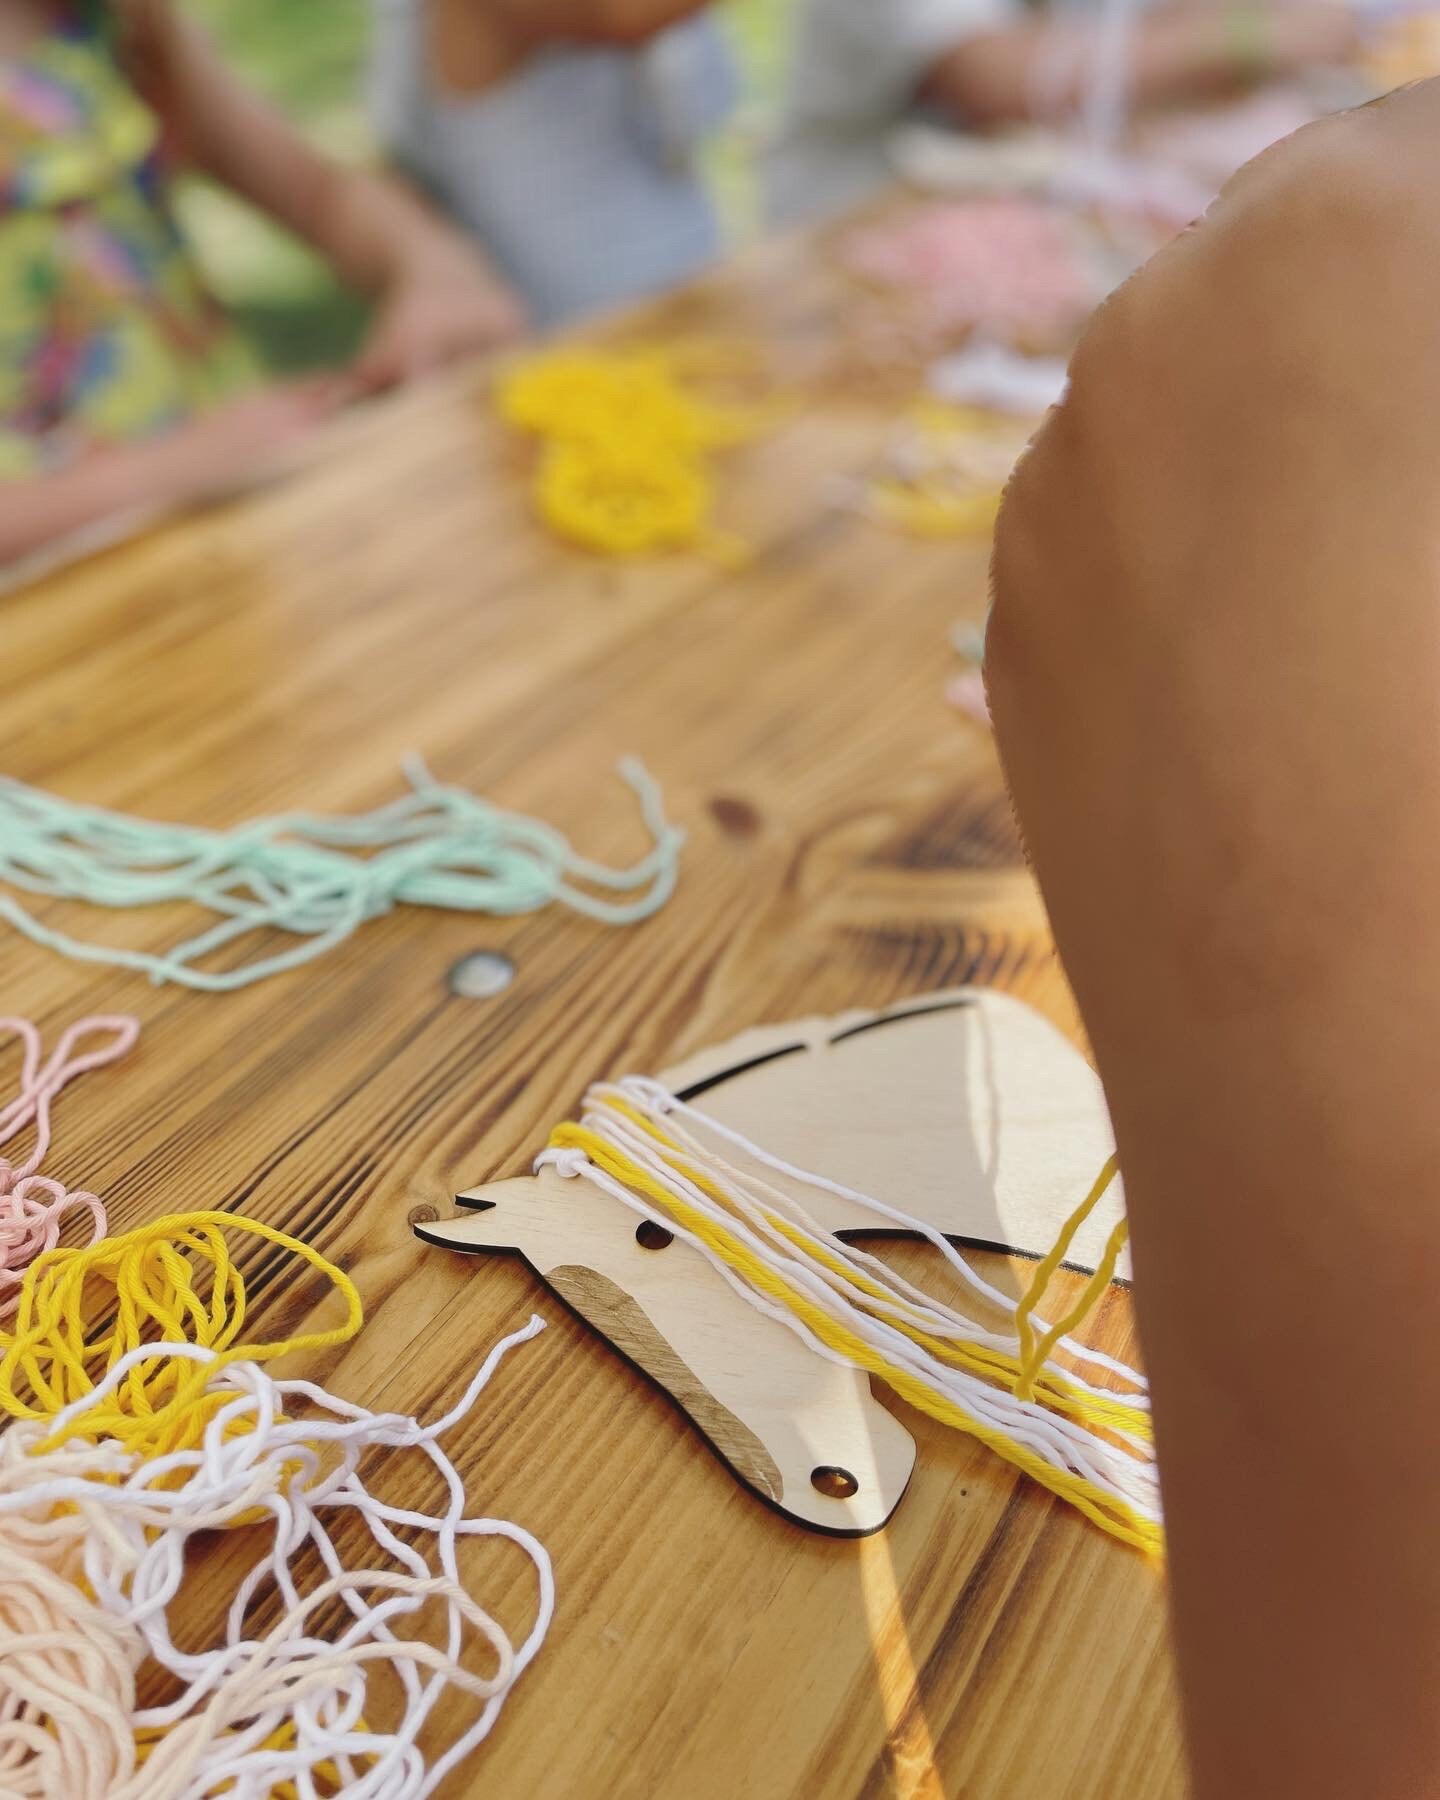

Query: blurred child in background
<box><xmin>371</xmin><ymin>0</ymin><xmax>737</xmax><ymax>328</ymax></box>
<box><xmin>767</xmin><ymin>0</ymin><xmax>1362</xmax><ymax>225</ymax></box>
<box><xmin>0</xmin><ymin>0</ymin><xmax>525</xmax><ymax>565</ymax></box>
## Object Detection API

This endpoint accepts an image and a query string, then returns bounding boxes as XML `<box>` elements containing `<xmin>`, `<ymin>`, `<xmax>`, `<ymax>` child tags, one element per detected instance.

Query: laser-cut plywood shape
<box><xmin>416</xmin><ymin>988</ymin><xmax>1125</xmax><ymax>1536</ymax></box>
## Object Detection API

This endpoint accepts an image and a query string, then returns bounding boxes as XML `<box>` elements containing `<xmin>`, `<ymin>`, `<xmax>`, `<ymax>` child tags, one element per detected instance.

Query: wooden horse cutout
<box><xmin>416</xmin><ymin>988</ymin><xmax>1124</xmax><ymax>1536</ymax></box>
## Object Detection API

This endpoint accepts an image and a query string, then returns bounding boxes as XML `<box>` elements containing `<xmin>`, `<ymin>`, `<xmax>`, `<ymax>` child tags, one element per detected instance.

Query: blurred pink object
<box><xmin>0</xmin><ymin>1014</ymin><xmax>138</xmax><ymax>1315</ymax></box>
<box><xmin>845</xmin><ymin>201</ymin><xmax>1096</xmax><ymax>339</ymax></box>
<box><xmin>1139</xmin><ymin>89</ymin><xmax>1320</xmax><ymax>191</ymax></box>
<box><xmin>945</xmin><ymin>667</ymin><xmax>991</xmax><ymax>724</ymax></box>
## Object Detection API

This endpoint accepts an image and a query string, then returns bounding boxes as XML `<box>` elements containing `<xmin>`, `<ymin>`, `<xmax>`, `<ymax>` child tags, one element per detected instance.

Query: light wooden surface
<box><xmin>0</xmin><ymin>213</ymin><xmax>1184</xmax><ymax>1799</ymax></box>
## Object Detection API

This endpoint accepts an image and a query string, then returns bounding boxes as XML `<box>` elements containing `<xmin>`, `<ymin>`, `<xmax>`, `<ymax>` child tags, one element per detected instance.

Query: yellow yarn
<box><xmin>605</xmin><ymin>1094</ymin><xmax>1149</xmax><ymax>1441</ymax></box>
<box><xmin>549</xmin><ymin>1120</ymin><xmax>1159</xmax><ymax>1554</ymax></box>
<box><xmin>864</xmin><ymin>482</ymin><xmax>1003</xmax><ymax>539</ymax></box>
<box><xmin>536</xmin><ymin>439</ymin><xmax>710</xmax><ymax>556</ymax></box>
<box><xmin>1013</xmin><ymin>1155</ymin><xmax>1126</xmax><ymax>1401</ymax></box>
<box><xmin>0</xmin><ymin>1212</ymin><xmax>362</xmax><ymax>1457</ymax></box>
<box><xmin>497</xmin><ymin>346</ymin><xmax>760</xmax><ymax>559</ymax></box>
<box><xmin>133</xmin><ymin>1718</ymin><xmax>366</xmax><ymax>1796</ymax></box>
<box><xmin>858</xmin><ymin>402</ymin><xmax>1023</xmax><ymax>540</ymax></box>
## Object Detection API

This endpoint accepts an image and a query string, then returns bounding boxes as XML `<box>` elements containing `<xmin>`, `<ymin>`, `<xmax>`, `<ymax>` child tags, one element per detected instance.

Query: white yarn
<box><xmin>1080</xmin><ymin>0</ymin><xmax>1142</xmax><ymax>151</ymax></box>
<box><xmin>633</xmin><ymin>1079</ymin><xmax>1144</xmax><ymax>1387</ymax></box>
<box><xmin>0</xmin><ymin>1319</ymin><xmax>553</xmax><ymax>1799</ymax></box>
<box><xmin>538</xmin><ymin>1082</ymin><xmax>1159</xmax><ymax>1527</ymax></box>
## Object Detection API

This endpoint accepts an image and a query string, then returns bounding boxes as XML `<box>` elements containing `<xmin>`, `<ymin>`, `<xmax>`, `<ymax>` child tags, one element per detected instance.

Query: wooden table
<box><xmin>1</xmin><ymin>217</ymin><xmax>1183</xmax><ymax>1799</ymax></box>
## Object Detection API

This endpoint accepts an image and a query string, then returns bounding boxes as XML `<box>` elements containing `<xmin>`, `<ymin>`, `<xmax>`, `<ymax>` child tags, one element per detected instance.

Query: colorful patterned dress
<box><xmin>0</xmin><ymin>10</ymin><xmax>251</xmax><ymax>478</ymax></box>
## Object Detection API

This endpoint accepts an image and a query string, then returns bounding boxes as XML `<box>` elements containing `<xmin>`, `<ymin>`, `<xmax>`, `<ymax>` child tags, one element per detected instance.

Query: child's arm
<box><xmin>924</xmin><ymin>3</ymin><xmax>1359</xmax><ymax>128</ymax></box>
<box><xmin>118</xmin><ymin>0</ymin><xmax>526</xmax><ymax>387</ymax></box>
<box><xmin>428</xmin><ymin>0</ymin><xmax>718</xmax><ymax>93</ymax></box>
<box><xmin>497</xmin><ymin>0</ymin><xmax>717</xmax><ymax>45</ymax></box>
<box><xmin>988</xmin><ymin>88</ymin><xmax>1440</xmax><ymax>1800</ymax></box>
<box><xmin>0</xmin><ymin>381</ymin><xmax>344</xmax><ymax>568</ymax></box>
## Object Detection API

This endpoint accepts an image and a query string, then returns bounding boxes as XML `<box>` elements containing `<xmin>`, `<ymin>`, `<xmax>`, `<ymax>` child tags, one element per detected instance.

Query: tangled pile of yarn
<box><xmin>0</xmin><ymin>1208</ymin><xmax>552</xmax><ymax>1796</ymax></box>
<box><xmin>0</xmin><ymin>758</ymin><xmax>682</xmax><ymax>991</ymax></box>
<box><xmin>844</xmin><ymin>201</ymin><xmax>1098</xmax><ymax>344</ymax></box>
<box><xmin>0</xmin><ymin>1327</ymin><xmax>552</xmax><ymax>1798</ymax></box>
<box><xmin>0</xmin><ymin>1210</ymin><xmax>363</xmax><ymax>1455</ymax></box>
<box><xmin>498</xmin><ymin>345</ymin><xmax>759</xmax><ymax>558</ymax></box>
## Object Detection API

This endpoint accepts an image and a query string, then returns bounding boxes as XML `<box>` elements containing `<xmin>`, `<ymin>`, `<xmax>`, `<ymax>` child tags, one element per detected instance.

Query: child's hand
<box><xmin>110</xmin><ymin>377</ymin><xmax>347</xmax><ymax>517</ymax></box>
<box><xmin>152</xmin><ymin>379</ymin><xmax>349</xmax><ymax>499</ymax></box>
<box><xmin>352</xmin><ymin>249</ymin><xmax>529</xmax><ymax>393</ymax></box>
<box><xmin>0</xmin><ymin>379</ymin><xmax>346</xmax><ymax>566</ymax></box>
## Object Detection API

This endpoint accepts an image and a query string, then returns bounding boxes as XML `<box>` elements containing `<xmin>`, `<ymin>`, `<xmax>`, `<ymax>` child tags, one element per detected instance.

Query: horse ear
<box><xmin>414</xmin><ymin>1175</ymin><xmax>546</xmax><ymax>1256</ymax></box>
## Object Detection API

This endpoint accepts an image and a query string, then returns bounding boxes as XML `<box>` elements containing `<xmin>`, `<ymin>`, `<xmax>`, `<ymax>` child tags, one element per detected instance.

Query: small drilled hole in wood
<box><xmin>811</xmin><ymin>1466</ymin><xmax>859</xmax><ymax>1500</ymax></box>
<box><xmin>447</xmin><ymin>950</ymin><xmax>515</xmax><ymax>1000</ymax></box>
<box><xmin>634</xmin><ymin>1220</ymin><xmax>674</xmax><ymax>1251</ymax></box>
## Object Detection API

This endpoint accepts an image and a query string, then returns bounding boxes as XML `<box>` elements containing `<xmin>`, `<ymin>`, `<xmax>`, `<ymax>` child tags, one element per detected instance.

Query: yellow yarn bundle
<box><xmin>497</xmin><ymin>345</ymin><xmax>759</xmax><ymax>559</ymax></box>
<box><xmin>856</xmin><ymin>403</ymin><xmax>1025</xmax><ymax>540</ymax></box>
<box><xmin>0</xmin><ymin>1211</ymin><xmax>362</xmax><ymax>1456</ymax></box>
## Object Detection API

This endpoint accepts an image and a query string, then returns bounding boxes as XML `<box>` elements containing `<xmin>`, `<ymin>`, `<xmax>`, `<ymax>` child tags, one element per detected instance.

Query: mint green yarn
<box><xmin>0</xmin><ymin>758</ymin><xmax>683</xmax><ymax>992</ymax></box>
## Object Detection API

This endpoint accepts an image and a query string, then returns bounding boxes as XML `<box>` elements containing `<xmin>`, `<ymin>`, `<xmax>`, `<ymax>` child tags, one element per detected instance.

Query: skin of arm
<box><xmin>0</xmin><ymin>450</ymin><xmax>161</xmax><ymax>566</ymax></box>
<box><xmin>491</xmin><ymin>0</ymin><xmax>716</xmax><ymax>49</ymax></box>
<box><xmin>117</xmin><ymin>0</ymin><xmax>526</xmax><ymax>382</ymax></box>
<box><xmin>0</xmin><ymin>381</ymin><xmax>343</xmax><ymax>566</ymax></box>
<box><xmin>427</xmin><ymin>0</ymin><xmax>716</xmax><ymax>94</ymax></box>
<box><xmin>986</xmin><ymin>87</ymin><xmax>1440</xmax><ymax>1799</ymax></box>
<box><xmin>0</xmin><ymin>1</ymin><xmax>531</xmax><ymax>566</ymax></box>
<box><xmin>922</xmin><ymin>3</ymin><xmax>1359</xmax><ymax>129</ymax></box>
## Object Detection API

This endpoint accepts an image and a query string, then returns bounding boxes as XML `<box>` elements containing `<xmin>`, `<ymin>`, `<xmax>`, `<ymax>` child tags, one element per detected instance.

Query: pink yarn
<box><xmin>0</xmin><ymin>1016</ymin><xmax>139</xmax><ymax>1315</ymax></box>
<box><xmin>945</xmin><ymin>667</ymin><xmax>992</xmax><ymax>725</ymax></box>
<box><xmin>846</xmin><ymin>200</ymin><xmax>1096</xmax><ymax>340</ymax></box>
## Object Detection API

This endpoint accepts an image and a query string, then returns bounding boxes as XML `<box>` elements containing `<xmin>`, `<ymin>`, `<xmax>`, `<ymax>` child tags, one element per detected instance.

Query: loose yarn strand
<box><xmin>1012</xmin><ymin>1153</ymin><xmax>1125</xmax><ymax>1400</ymax></box>
<box><xmin>645</xmin><ymin>1115</ymin><xmax>1149</xmax><ymax>1445</ymax></box>
<box><xmin>0</xmin><ymin>1015</ymin><xmax>139</xmax><ymax>1317</ymax></box>
<box><xmin>597</xmin><ymin>1090</ymin><xmax>1143</xmax><ymax>1433</ymax></box>
<box><xmin>561</xmin><ymin>1121</ymin><xmax>1155</xmax><ymax>1525</ymax></box>
<box><xmin>0</xmin><ymin>760</ymin><xmax>683</xmax><ymax>991</ymax></box>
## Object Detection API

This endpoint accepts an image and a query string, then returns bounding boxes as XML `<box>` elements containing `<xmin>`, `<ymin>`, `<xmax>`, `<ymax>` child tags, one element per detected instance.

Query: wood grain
<box><xmin>0</xmin><ymin>208</ymin><xmax>1183</xmax><ymax>1798</ymax></box>
<box><xmin>546</xmin><ymin>1264</ymin><xmax>787</xmax><ymax>1503</ymax></box>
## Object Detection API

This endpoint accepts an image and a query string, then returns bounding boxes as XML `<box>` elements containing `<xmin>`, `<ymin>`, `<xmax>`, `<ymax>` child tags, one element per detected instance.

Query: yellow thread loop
<box><xmin>0</xmin><ymin>1211</ymin><xmax>363</xmax><ymax>1457</ymax></box>
<box><xmin>498</xmin><ymin>345</ymin><xmax>764</xmax><ymax>559</ymax></box>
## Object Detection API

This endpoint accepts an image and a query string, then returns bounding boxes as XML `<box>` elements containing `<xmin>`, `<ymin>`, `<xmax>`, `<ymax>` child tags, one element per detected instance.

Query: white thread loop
<box><xmin>0</xmin><ymin>1319</ymin><xmax>553</xmax><ymax>1798</ymax></box>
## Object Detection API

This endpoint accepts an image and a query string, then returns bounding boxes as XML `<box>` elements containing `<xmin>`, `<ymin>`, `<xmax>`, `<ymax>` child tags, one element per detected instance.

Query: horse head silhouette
<box><xmin>416</xmin><ymin>988</ymin><xmax>1124</xmax><ymax>1535</ymax></box>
